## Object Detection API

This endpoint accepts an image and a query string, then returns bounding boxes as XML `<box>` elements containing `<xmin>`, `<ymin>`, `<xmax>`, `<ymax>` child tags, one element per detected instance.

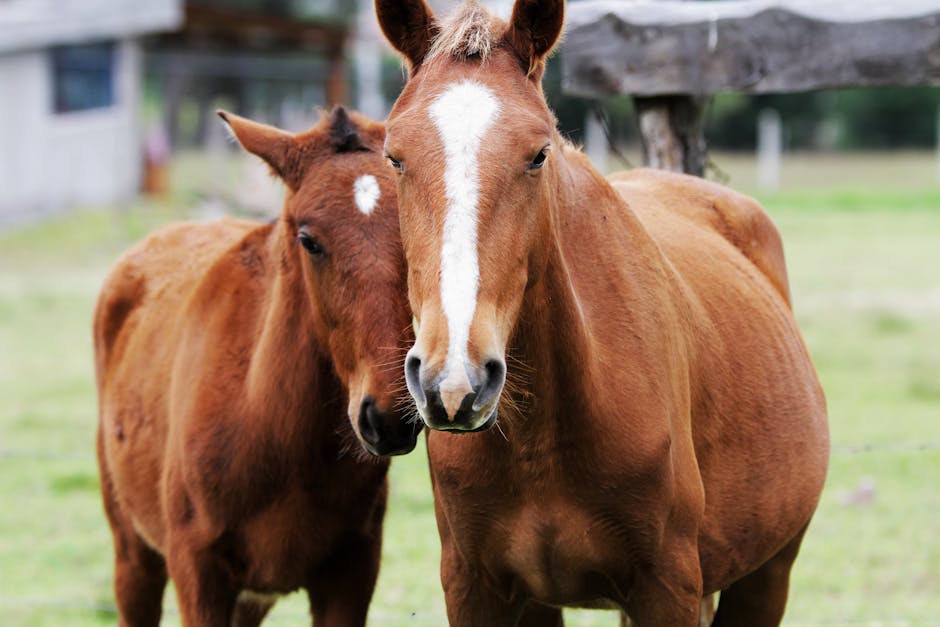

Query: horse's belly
<box><xmin>100</xmin><ymin>402</ymin><xmax>169</xmax><ymax>551</ymax></box>
<box><xmin>696</xmin><ymin>426</ymin><xmax>828</xmax><ymax>592</ymax></box>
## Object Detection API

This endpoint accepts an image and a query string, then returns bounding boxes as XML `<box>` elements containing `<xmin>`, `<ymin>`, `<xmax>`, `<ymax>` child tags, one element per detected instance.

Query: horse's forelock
<box><xmin>326</xmin><ymin>106</ymin><xmax>365</xmax><ymax>153</ymax></box>
<box><xmin>427</xmin><ymin>0</ymin><xmax>504</xmax><ymax>63</ymax></box>
<box><xmin>290</xmin><ymin>110</ymin><xmax>383</xmax><ymax>164</ymax></box>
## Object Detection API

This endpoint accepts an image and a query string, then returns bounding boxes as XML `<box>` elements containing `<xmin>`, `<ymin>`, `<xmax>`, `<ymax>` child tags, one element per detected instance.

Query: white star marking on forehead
<box><xmin>353</xmin><ymin>174</ymin><xmax>380</xmax><ymax>216</ymax></box>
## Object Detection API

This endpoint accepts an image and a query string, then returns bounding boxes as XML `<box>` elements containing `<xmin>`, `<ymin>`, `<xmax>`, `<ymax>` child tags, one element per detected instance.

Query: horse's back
<box><xmin>609</xmin><ymin>168</ymin><xmax>791</xmax><ymax>306</ymax></box>
<box><xmin>94</xmin><ymin>218</ymin><xmax>259</xmax><ymax>379</ymax></box>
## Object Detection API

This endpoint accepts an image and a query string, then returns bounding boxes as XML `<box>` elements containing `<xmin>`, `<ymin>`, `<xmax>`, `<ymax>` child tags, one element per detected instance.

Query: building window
<box><xmin>51</xmin><ymin>42</ymin><xmax>117</xmax><ymax>113</ymax></box>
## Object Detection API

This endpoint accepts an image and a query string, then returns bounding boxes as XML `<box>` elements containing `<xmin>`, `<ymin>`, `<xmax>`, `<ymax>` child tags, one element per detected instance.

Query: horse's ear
<box><xmin>374</xmin><ymin>0</ymin><xmax>438</xmax><ymax>74</ymax></box>
<box><xmin>217</xmin><ymin>110</ymin><xmax>302</xmax><ymax>190</ymax></box>
<box><xmin>504</xmin><ymin>0</ymin><xmax>564</xmax><ymax>79</ymax></box>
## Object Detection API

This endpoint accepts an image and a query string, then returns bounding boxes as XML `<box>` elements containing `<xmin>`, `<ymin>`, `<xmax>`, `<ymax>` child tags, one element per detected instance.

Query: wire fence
<box><xmin>4</xmin><ymin>441</ymin><xmax>940</xmax><ymax>462</ymax></box>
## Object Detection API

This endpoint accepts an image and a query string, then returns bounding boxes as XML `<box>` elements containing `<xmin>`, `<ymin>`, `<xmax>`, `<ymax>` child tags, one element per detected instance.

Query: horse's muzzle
<box><xmin>357</xmin><ymin>396</ymin><xmax>421</xmax><ymax>456</ymax></box>
<box><xmin>405</xmin><ymin>352</ymin><xmax>505</xmax><ymax>432</ymax></box>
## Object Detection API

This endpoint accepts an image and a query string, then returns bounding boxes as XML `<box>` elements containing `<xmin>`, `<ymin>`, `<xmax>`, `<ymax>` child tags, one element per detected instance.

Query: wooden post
<box><xmin>163</xmin><ymin>62</ymin><xmax>186</xmax><ymax>148</ymax></box>
<box><xmin>633</xmin><ymin>95</ymin><xmax>707</xmax><ymax>176</ymax></box>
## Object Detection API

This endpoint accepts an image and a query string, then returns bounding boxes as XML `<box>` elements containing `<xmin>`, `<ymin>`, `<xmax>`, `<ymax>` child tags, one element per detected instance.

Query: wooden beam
<box><xmin>180</xmin><ymin>5</ymin><xmax>346</xmax><ymax>51</ymax></box>
<box><xmin>563</xmin><ymin>0</ymin><xmax>940</xmax><ymax>97</ymax></box>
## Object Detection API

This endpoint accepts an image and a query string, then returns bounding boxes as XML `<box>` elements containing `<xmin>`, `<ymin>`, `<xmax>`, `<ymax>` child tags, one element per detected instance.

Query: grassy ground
<box><xmin>0</xmin><ymin>151</ymin><xmax>938</xmax><ymax>625</ymax></box>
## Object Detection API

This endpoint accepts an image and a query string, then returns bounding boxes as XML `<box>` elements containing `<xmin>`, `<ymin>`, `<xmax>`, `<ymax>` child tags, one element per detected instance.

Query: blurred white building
<box><xmin>0</xmin><ymin>0</ymin><xmax>182</xmax><ymax>224</ymax></box>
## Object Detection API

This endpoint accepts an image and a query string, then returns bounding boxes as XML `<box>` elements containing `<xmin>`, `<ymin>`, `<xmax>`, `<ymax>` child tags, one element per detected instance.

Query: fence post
<box><xmin>936</xmin><ymin>104</ymin><xmax>940</xmax><ymax>185</ymax></box>
<box><xmin>355</xmin><ymin>0</ymin><xmax>386</xmax><ymax>119</ymax></box>
<box><xmin>757</xmin><ymin>109</ymin><xmax>782</xmax><ymax>192</ymax></box>
<box><xmin>633</xmin><ymin>95</ymin><xmax>707</xmax><ymax>176</ymax></box>
<box><xmin>584</xmin><ymin>106</ymin><xmax>609</xmax><ymax>173</ymax></box>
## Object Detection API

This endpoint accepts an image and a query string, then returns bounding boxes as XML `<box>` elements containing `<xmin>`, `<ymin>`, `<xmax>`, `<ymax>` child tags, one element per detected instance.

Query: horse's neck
<box><xmin>508</xmin><ymin>148</ymin><xmax>668</xmax><ymax>435</ymax></box>
<box><xmin>511</xmin><ymin>250</ymin><xmax>595</xmax><ymax>425</ymax></box>
<box><xmin>243</xmin><ymin>223</ymin><xmax>338</xmax><ymax>441</ymax></box>
<box><xmin>508</xmin><ymin>150</ymin><xmax>621</xmax><ymax>428</ymax></box>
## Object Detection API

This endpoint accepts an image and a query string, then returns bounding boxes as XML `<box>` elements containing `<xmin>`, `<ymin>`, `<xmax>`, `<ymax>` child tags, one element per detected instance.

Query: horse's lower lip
<box><xmin>433</xmin><ymin>410</ymin><xmax>496</xmax><ymax>434</ymax></box>
<box><xmin>361</xmin><ymin>437</ymin><xmax>419</xmax><ymax>457</ymax></box>
<box><xmin>359</xmin><ymin>425</ymin><xmax>422</xmax><ymax>457</ymax></box>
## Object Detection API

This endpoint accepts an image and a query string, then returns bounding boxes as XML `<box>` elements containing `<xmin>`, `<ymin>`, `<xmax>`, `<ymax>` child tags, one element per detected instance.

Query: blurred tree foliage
<box><xmin>550</xmin><ymin>84</ymin><xmax>940</xmax><ymax>152</ymax></box>
<box><xmin>705</xmin><ymin>87</ymin><xmax>940</xmax><ymax>150</ymax></box>
<box><xmin>824</xmin><ymin>87</ymin><xmax>940</xmax><ymax>149</ymax></box>
<box><xmin>188</xmin><ymin>0</ymin><xmax>352</xmax><ymax>20</ymax></box>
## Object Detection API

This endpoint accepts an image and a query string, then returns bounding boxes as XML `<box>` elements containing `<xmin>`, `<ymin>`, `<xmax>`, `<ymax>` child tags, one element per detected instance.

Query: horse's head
<box><xmin>376</xmin><ymin>0</ymin><xmax>564</xmax><ymax>431</ymax></box>
<box><xmin>218</xmin><ymin>107</ymin><xmax>420</xmax><ymax>456</ymax></box>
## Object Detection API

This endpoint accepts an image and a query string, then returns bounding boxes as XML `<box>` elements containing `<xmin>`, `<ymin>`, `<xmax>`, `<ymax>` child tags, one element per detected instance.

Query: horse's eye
<box><xmin>297</xmin><ymin>233</ymin><xmax>324</xmax><ymax>256</ymax></box>
<box><xmin>386</xmin><ymin>154</ymin><xmax>403</xmax><ymax>173</ymax></box>
<box><xmin>527</xmin><ymin>148</ymin><xmax>548</xmax><ymax>171</ymax></box>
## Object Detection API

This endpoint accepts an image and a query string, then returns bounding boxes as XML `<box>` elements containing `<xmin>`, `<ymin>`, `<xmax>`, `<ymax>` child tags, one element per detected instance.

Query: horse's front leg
<box><xmin>162</xmin><ymin>466</ymin><xmax>244</xmax><ymax>625</ymax></box>
<box><xmin>620</xmin><ymin>594</ymin><xmax>716</xmax><ymax>627</ymax></box>
<box><xmin>440</xmin><ymin>547</ymin><xmax>528</xmax><ymax>627</ymax></box>
<box><xmin>306</xmin><ymin>530</ymin><xmax>384</xmax><ymax>627</ymax></box>
<box><xmin>621</xmin><ymin>534</ymin><xmax>704</xmax><ymax>627</ymax></box>
<box><xmin>443</xmin><ymin>568</ymin><xmax>566</xmax><ymax>626</ymax></box>
<box><xmin>518</xmin><ymin>601</ymin><xmax>564</xmax><ymax>627</ymax></box>
<box><xmin>165</xmin><ymin>528</ymin><xmax>242</xmax><ymax>626</ymax></box>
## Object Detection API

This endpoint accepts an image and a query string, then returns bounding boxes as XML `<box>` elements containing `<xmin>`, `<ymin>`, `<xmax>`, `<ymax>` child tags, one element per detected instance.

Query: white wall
<box><xmin>0</xmin><ymin>0</ymin><xmax>181</xmax><ymax>54</ymax></box>
<box><xmin>0</xmin><ymin>40</ymin><xmax>142</xmax><ymax>224</ymax></box>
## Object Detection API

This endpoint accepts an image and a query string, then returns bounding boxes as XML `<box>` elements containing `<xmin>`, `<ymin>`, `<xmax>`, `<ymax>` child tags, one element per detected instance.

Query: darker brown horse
<box><xmin>376</xmin><ymin>0</ymin><xmax>830</xmax><ymax>625</ymax></box>
<box><xmin>94</xmin><ymin>107</ymin><xmax>420</xmax><ymax>626</ymax></box>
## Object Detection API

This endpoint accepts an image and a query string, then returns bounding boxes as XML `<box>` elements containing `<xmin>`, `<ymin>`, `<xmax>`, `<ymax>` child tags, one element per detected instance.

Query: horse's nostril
<box><xmin>405</xmin><ymin>353</ymin><xmax>426</xmax><ymax>407</ymax></box>
<box><xmin>405</xmin><ymin>354</ymin><xmax>421</xmax><ymax>380</ymax></box>
<box><xmin>484</xmin><ymin>358</ymin><xmax>505</xmax><ymax>383</ymax></box>
<box><xmin>357</xmin><ymin>395</ymin><xmax>420</xmax><ymax>456</ymax></box>
<box><xmin>358</xmin><ymin>396</ymin><xmax>380</xmax><ymax>445</ymax></box>
<box><xmin>474</xmin><ymin>358</ymin><xmax>507</xmax><ymax>412</ymax></box>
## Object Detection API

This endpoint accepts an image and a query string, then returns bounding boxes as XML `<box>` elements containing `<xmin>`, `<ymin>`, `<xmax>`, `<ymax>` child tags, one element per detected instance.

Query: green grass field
<box><xmin>1</xmin><ymin>152</ymin><xmax>938</xmax><ymax>625</ymax></box>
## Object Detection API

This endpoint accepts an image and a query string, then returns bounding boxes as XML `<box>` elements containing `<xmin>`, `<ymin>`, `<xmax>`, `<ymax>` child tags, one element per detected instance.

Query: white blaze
<box><xmin>429</xmin><ymin>81</ymin><xmax>500</xmax><ymax>381</ymax></box>
<box><xmin>353</xmin><ymin>174</ymin><xmax>381</xmax><ymax>215</ymax></box>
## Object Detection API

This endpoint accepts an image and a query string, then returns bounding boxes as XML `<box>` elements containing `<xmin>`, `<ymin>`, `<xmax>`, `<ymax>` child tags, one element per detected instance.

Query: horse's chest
<box><xmin>238</xmin><ymin>481</ymin><xmax>382</xmax><ymax>589</ymax></box>
<box><xmin>483</xmin><ymin>501</ymin><xmax>630</xmax><ymax>606</ymax></box>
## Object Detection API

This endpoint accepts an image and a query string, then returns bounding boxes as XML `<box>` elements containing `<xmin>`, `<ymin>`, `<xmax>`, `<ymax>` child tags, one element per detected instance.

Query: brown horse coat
<box><xmin>94</xmin><ymin>108</ymin><xmax>418</xmax><ymax>626</ymax></box>
<box><xmin>376</xmin><ymin>1</ymin><xmax>830</xmax><ymax>625</ymax></box>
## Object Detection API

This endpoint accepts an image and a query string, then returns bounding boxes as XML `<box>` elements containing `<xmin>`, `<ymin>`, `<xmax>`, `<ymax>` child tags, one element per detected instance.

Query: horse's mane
<box><xmin>427</xmin><ymin>0</ymin><xmax>504</xmax><ymax>63</ymax></box>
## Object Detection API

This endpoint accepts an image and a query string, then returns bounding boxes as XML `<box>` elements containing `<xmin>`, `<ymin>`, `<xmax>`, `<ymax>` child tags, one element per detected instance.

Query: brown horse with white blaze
<box><xmin>94</xmin><ymin>107</ymin><xmax>420</xmax><ymax>626</ymax></box>
<box><xmin>375</xmin><ymin>0</ymin><xmax>829</xmax><ymax>625</ymax></box>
